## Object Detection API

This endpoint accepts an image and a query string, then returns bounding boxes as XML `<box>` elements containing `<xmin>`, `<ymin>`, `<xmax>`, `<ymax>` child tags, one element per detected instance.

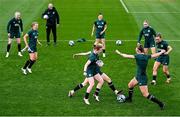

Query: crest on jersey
<box><xmin>53</xmin><ymin>12</ymin><xmax>55</xmax><ymax>14</ymax></box>
<box><xmin>148</xmin><ymin>30</ymin><xmax>150</xmax><ymax>32</ymax></box>
<box><xmin>161</xmin><ymin>45</ymin><xmax>164</xmax><ymax>47</ymax></box>
<box><xmin>102</xmin><ymin>22</ymin><xmax>104</xmax><ymax>25</ymax></box>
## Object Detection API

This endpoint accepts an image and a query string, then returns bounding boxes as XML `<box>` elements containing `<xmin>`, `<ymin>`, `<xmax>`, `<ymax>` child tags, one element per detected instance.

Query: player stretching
<box><xmin>91</xmin><ymin>13</ymin><xmax>107</xmax><ymax>57</ymax></box>
<box><xmin>116</xmin><ymin>45</ymin><xmax>165</xmax><ymax>110</ymax></box>
<box><xmin>151</xmin><ymin>33</ymin><xmax>173</xmax><ymax>85</ymax></box>
<box><xmin>137</xmin><ymin>20</ymin><xmax>156</xmax><ymax>54</ymax></box>
<box><xmin>68</xmin><ymin>49</ymin><xmax>122</xmax><ymax>97</ymax></box>
<box><xmin>6</xmin><ymin>11</ymin><xmax>23</xmax><ymax>58</ymax></box>
<box><xmin>21</xmin><ymin>22</ymin><xmax>42</xmax><ymax>75</ymax></box>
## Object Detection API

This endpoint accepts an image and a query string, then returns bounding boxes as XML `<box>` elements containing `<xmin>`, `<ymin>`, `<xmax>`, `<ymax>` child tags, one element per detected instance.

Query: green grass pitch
<box><xmin>0</xmin><ymin>0</ymin><xmax>180</xmax><ymax>116</ymax></box>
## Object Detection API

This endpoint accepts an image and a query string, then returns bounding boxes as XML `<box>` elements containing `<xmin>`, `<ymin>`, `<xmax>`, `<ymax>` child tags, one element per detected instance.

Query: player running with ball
<box><xmin>21</xmin><ymin>22</ymin><xmax>42</xmax><ymax>75</ymax></box>
<box><xmin>116</xmin><ymin>45</ymin><xmax>165</xmax><ymax>110</ymax></box>
<box><xmin>69</xmin><ymin>45</ymin><xmax>122</xmax><ymax>98</ymax></box>
<box><xmin>69</xmin><ymin>43</ymin><xmax>104</xmax><ymax>105</ymax></box>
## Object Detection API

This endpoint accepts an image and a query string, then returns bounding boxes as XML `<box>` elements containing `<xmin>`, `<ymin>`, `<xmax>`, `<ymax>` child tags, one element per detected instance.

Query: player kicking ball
<box><xmin>21</xmin><ymin>22</ymin><xmax>42</xmax><ymax>75</ymax></box>
<box><xmin>151</xmin><ymin>33</ymin><xmax>173</xmax><ymax>85</ymax></box>
<box><xmin>68</xmin><ymin>46</ymin><xmax>122</xmax><ymax>98</ymax></box>
<box><xmin>69</xmin><ymin>43</ymin><xmax>104</xmax><ymax>105</ymax></box>
<box><xmin>116</xmin><ymin>45</ymin><xmax>165</xmax><ymax>110</ymax></box>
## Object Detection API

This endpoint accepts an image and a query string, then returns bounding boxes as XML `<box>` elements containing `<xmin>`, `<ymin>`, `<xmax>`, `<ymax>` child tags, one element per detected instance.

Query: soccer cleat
<box><xmin>53</xmin><ymin>42</ymin><xmax>57</xmax><ymax>46</ymax></box>
<box><xmin>26</xmin><ymin>67</ymin><xmax>32</xmax><ymax>73</ymax></box>
<box><xmin>151</xmin><ymin>80</ymin><xmax>156</xmax><ymax>85</ymax></box>
<box><xmin>5</xmin><ymin>52</ymin><xmax>9</xmax><ymax>58</ymax></box>
<box><xmin>93</xmin><ymin>94</ymin><xmax>100</xmax><ymax>102</ymax></box>
<box><xmin>159</xmin><ymin>102</ymin><xmax>165</xmax><ymax>110</ymax></box>
<box><xmin>18</xmin><ymin>52</ymin><xmax>23</xmax><ymax>57</ymax></box>
<box><xmin>125</xmin><ymin>96</ymin><xmax>132</xmax><ymax>103</ymax></box>
<box><xmin>166</xmin><ymin>78</ymin><xmax>171</xmax><ymax>84</ymax></box>
<box><xmin>83</xmin><ymin>98</ymin><xmax>90</xmax><ymax>105</ymax></box>
<box><xmin>46</xmin><ymin>42</ymin><xmax>50</xmax><ymax>46</ymax></box>
<box><xmin>102</xmin><ymin>53</ymin><xmax>106</xmax><ymax>58</ymax></box>
<box><xmin>21</xmin><ymin>68</ymin><xmax>27</xmax><ymax>75</ymax></box>
<box><xmin>68</xmin><ymin>90</ymin><xmax>74</xmax><ymax>97</ymax></box>
<box><xmin>115</xmin><ymin>90</ymin><xmax>123</xmax><ymax>95</ymax></box>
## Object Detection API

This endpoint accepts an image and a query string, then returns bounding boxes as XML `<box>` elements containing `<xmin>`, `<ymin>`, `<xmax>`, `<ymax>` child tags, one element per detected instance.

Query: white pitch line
<box><xmin>0</xmin><ymin>40</ymin><xmax>180</xmax><ymax>42</ymax></box>
<box><xmin>130</xmin><ymin>11</ymin><xmax>180</xmax><ymax>14</ymax></box>
<box><xmin>119</xmin><ymin>0</ymin><xmax>129</xmax><ymax>13</ymax></box>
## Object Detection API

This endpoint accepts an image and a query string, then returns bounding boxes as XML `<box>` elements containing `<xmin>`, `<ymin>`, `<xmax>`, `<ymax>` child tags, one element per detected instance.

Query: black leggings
<box><xmin>46</xmin><ymin>25</ymin><xmax>57</xmax><ymax>43</ymax></box>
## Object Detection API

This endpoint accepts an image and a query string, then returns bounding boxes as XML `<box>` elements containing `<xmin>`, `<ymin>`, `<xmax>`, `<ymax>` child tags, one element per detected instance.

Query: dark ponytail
<box><xmin>137</xmin><ymin>44</ymin><xmax>144</xmax><ymax>53</ymax></box>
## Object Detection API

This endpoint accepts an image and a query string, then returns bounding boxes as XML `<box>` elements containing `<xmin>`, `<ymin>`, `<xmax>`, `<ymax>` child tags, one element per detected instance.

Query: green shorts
<box><xmin>9</xmin><ymin>32</ymin><xmax>21</xmax><ymax>38</ymax></box>
<box><xmin>86</xmin><ymin>67</ymin><xmax>102</xmax><ymax>78</ymax></box>
<box><xmin>156</xmin><ymin>55</ymin><xmax>169</xmax><ymax>66</ymax></box>
<box><xmin>144</xmin><ymin>39</ymin><xmax>155</xmax><ymax>48</ymax></box>
<box><xmin>96</xmin><ymin>32</ymin><xmax>105</xmax><ymax>39</ymax></box>
<box><xmin>135</xmin><ymin>75</ymin><xmax>148</xmax><ymax>86</ymax></box>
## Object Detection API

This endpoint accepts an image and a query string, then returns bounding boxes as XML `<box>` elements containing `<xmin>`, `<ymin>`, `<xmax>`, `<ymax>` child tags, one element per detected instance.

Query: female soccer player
<box><xmin>151</xmin><ymin>33</ymin><xmax>173</xmax><ymax>85</ymax></box>
<box><xmin>21</xmin><ymin>22</ymin><xmax>42</xmax><ymax>75</ymax></box>
<box><xmin>91</xmin><ymin>13</ymin><xmax>107</xmax><ymax>57</ymax></box>
<box><xmin>6</xmin><ymin>11</ymin><xmax>23</xmax><ymax>58</ymax></box>
<box><xmin>68</xmin><ymin>49</ymin><xmax>122</xmax><ymax>98</ymax></box>
<box><xmin>137</xmin><ymin>20</ymin><xmax>156</xmax><ymax>54</ymax></box>
<box><xmin>116</xmin><ymin>45</ymin><xmax>165</xmax><ymax>110</ymax></box>
<box><xmin>69</xmin><ymin>43</ymin><xmax>104</xmax><ymax>105</ymax></box>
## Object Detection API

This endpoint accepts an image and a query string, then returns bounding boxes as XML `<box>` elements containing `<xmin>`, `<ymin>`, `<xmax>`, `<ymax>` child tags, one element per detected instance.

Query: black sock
<box><xmin>166</xmin><ymin>74</ymin><xmax>170</xmax><ymax>78</ymax></box>
<box><xmin>84</xmin><ymin>92</ymin><xmax>89</xmax><ymax>99</ymax></box>
<box><xmin>128</xmin><ymin>88</ymin><xmax>134</xmax><ymax>100</ymax></box>
<box><xmin>153</xmin><ymin>75</ymin><xmax>157</xmax><ymax>81</ymax></box>
<box><xmin>74</xmin><ymin>83</ymin><xmax>83</xmax><ymax>92</ymax></box>
<box><xmin>23</xmin><ymin>60</ymin><xmax>30</xmax><ymax>69</ymax></box>
<box><xmin>7</xmin><ymin>44</ymin><xmax>11</xmax><ymax>52</ymax></box>
<box><xmin>147</xmin><ymin>94</ymin><xmax>162</xmax><ymax>105</ymax></box>
<box><xmin>28</xmin><ymin>60</ymin><xmax>36</xmax><ymax>68</ymax></box>
<box><xmin>95</xmin><ymin>88</ymin><xmax>100</xmax><ymax>96</ymax></box>
<box><xmin>103</xmin><ymin>49</ymin><xmax>105</xmax><ymax>53</ymax></box>
<box><xmin>108</xmin><ymin>82</ymin><xmax>116</xmax><ymax>91</ymax></box>
<box><xmin>18</xmin><ymin>44</ymin><xmax>21</xmax><ymax>52</ymax></box>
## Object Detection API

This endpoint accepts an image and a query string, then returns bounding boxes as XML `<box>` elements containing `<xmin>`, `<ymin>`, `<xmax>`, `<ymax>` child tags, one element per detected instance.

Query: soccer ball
<box><xmin>96</xmin><ymin>60</ymin><xmax>104</xmax><ymax>67</ymax></box>
<box><xmin>69</xmin><ymin>40</ymin><xmax>75</xmax><ymax>46</ymax></box>
<box><xmin>43</xmin><ymin>14</ymin><xmax>49</xmax><ymax>19</ymax></box>
<box><xmin>117</xmin><ymin>94</ymin><xmax>126</xmax><ymax>103</ymax></box>
<box><xmin>116</xmin><ymin>40</ymin><xmax>122</xmax><ymax>45</ymax></box>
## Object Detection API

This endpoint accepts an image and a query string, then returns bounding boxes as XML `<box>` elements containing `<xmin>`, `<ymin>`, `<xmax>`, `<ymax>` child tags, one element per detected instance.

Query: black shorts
<box><xmin>136</xmin><ymin>75</ymin><xmax>148</xmax><ymax>86</ymax></box>
<box><xmin>9</xmin><ymin>32</ymin><xmax>21</xmax><ymax>38</ymax></box>
<box><xmin>96</xmin><ymin>32</ymin><xmax>105</xmax><ymax>39</ymax></box>
<box><xmin>28</xmin><ymin>47</ymin><xmax>37</xmax><ymax>53</ymax></box>
<box><xmin>144</xmin><ymin>39</ymin><xmax>155</xmax><ymax>48</ymax></box>
<box><xmin>156</xmin><ymin>55</ymin><xmax>169</xmax><ymax>66</ymax></box>
<box><xmin>86</xmin><ymin>67</ymin><xmax>103</xmax><ymax>78</ymax></box>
